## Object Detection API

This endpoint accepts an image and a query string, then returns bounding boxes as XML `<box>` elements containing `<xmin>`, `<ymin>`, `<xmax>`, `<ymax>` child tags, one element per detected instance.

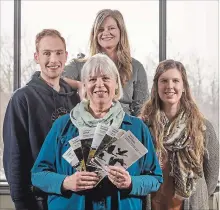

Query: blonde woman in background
<box><xmin>63</xmin><ymin>9</ymin><xmax>149</xmax><ymax>116</ymax></box>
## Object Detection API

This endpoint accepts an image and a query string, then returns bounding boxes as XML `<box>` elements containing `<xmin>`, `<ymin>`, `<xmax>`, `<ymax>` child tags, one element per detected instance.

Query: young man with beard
<box><xmin>3</xmin><ymin>29</ymin><xmax>80</xmax><ymax>210</ymax></box>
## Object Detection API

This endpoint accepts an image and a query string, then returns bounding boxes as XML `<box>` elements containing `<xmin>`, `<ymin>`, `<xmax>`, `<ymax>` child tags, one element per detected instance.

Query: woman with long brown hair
<box><xmin>63</xmin><ymin>9</ymin><xmax>149</xmax><ymax>116</ymax></box>
<box><xmin>140</xmin><ymin>59</ymin><xmax>219</xmax><ymax>210</ymax></box>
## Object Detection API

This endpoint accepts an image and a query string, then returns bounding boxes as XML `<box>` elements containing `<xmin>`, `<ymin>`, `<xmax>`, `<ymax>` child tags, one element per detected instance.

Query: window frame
<box><xmin>1</xmin><ymin>0</ymin><xmax>219</xmax><ymax>197</ymax></box>
<box><xmin>0</xmin><ymin>0</ymin><xmax>165</xmax><ymax>193</ymax></box>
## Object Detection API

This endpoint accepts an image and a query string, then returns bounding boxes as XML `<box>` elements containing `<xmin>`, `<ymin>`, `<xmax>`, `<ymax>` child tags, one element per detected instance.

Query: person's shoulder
<box><xmin>64</xmin><ymin>58</ymin><xmax>86</xmax><ymax>75</ymax></box>
<box><xmin>131</xmin><ymin>57</ymin><xmax>145</xmax><ymax>73</ymax></box>
<box><xmin>53</xmin><ymin>113</ymin><xmax>71</xmax><ymax>129</ymax></box>
<box><xmin>68</xmin><ymin>58</ymin><xmax>86</xmax><ymax>66</ymax></box>
<box><xmin>10</xmin><ymin>85</ymin><xmax>32</xmax><ymax>102</ymax></box>
<box><xmin>203</xmin><ymin>119</ymin><xmax>217</xmax><ymax>137</ymax></box>
<box><xmin>123</xmin><ymin>114</ymin><xmax>151</xmax><ymax>140</ymax></box>
<box><xmin>123</xmin><ymin>113</ymin><xmax>146</xmax><ymax>127</ymax></box>
<box><xmin>204</xmin><ymin>118</ymin><xmax>214</xmax><ymax>128</ymax></box>
<box><xmin>131</xmin><ymin>57</ymin><xmax>144</xmax><ymax>67</ymax></box>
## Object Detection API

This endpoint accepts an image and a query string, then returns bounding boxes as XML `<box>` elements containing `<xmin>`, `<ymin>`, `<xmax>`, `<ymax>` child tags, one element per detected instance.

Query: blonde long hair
<box><xmin>89</xmin><ymin>9</ymin><xmax>132</xmax><ymax>86</ymax></box>
<box><xmin>140</xmin><ymin>59</ymin><xmax>205</xmax><ymax>163</ymax></box>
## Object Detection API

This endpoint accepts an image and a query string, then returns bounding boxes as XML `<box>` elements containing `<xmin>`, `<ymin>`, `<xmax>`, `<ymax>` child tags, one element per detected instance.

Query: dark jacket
<box><xmin>3</xmin><ymin>71</ymin><xmax>80</xmax><ymax>210</ymax></box>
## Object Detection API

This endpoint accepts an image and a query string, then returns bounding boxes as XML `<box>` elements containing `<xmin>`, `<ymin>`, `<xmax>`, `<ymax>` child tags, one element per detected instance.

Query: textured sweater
<box><xmin>63</xmin><ymin>57</ymin><xmax>149</xmax><ymax>116</ymax></box>
<box><xmin>145</xmin><ymin>119</ymin><xmax>219</xmax><ymax>210</ymax></box>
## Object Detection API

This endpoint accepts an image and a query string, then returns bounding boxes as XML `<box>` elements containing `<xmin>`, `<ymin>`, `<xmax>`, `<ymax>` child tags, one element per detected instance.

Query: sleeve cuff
<box><xmin>46</xmin><ymin>173</ymin><xmax>68</xmax><ymax>195</ymax></box>
<box><xmin>129</xmin><ymin>175</ymin><xmax>161</xmax><ymax>196</ymax></box>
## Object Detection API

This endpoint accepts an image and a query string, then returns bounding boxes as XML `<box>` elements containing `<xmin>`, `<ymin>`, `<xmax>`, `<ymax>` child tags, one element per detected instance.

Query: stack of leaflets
<box><xmin>63</xmin><ymin>123</ymin><xmax>148</xmax><ymax>186</ymax></box>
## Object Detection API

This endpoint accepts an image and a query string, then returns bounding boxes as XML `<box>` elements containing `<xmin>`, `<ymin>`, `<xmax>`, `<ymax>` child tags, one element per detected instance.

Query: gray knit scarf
<box><xmin>160</xmin><ymin>110</ymin><xmax>204</xmax><ymax>200</ymax></box>
<box><xmin>70</xmin><ymin>100</ymin><xmax>125</xmax><ymax>129</ymax></box>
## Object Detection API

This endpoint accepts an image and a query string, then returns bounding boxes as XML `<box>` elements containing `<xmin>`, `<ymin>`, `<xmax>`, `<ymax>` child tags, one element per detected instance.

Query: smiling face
<box><xmin>97</xmin><ymin>16</ymin><xmax>120</xmax><ymax>52</ymax></box>
<box><xmin>158</xmin><ymin>68</ymin><xmax>184</xmax><ymax>110</ymax></box>
<box><xmin>34</xmin><ymin>35</ymin><xmax>67</xmax><ymax>82</ymax></box>
<box><xmin>84</xmin><ymin>70</ymin><xmax>118</xmax><ymax>109</ymax></box>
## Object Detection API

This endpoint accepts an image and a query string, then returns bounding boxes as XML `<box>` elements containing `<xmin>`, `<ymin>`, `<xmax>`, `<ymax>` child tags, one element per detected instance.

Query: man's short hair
<box><xmin>35</xmin><ymin>29</ymin><xmax>66</xmax><ymax>52</ymax></box>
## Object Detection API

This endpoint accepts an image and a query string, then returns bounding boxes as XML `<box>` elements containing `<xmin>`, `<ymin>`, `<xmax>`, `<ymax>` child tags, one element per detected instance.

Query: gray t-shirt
<box><xmin>63</xmin><ymin>57</ymin><xmax>149</xmax><ymax>116</ymax></box>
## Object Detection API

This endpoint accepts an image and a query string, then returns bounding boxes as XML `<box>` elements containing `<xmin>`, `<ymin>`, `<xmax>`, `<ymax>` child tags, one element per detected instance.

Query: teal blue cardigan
<box><xmin>31</xmin><ymin>113</ymin><xmax>163</xmax><ymax>210</ymax></box>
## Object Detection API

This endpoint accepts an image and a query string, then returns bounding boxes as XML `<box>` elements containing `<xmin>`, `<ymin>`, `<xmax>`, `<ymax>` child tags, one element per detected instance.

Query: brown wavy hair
<box><xmin>89</xmin><ymin>9</ymin><xmax>132</xmax><ymax>86</ymax></box>
<box><xmin>140</xmin><ymin>59</ymin><xmax>205</xmax><ymax>164</ymax></box>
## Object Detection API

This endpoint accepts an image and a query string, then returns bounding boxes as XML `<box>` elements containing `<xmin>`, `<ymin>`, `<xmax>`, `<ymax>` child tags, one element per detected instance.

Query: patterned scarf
<box><xmin>70</xmin><ymin>100</ymin><xmax>125</xmax><ymax>129</ymax></box>
<box><xmin>159</xmin><ymin>110</ymin><xmax>203</xmax><ymax>200</ymax></box>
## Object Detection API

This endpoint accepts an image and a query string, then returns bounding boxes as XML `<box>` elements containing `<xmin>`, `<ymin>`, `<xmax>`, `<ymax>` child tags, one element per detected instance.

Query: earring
<box><xmin>115</xmin><ymin>89</ymin><xmax>119</xmax><ymax>95</ymax></box>
<box><xmin>182</xmin><ymin>89</ymin><xmax>185</xmax><ymax>92</ymax></box>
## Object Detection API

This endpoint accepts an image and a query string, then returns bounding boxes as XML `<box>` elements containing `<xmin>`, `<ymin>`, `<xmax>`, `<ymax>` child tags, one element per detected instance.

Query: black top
<box><xmin>3</xmin><ymin>71</ymin><xmax>80</xmax><ymax>210</ymax></box>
